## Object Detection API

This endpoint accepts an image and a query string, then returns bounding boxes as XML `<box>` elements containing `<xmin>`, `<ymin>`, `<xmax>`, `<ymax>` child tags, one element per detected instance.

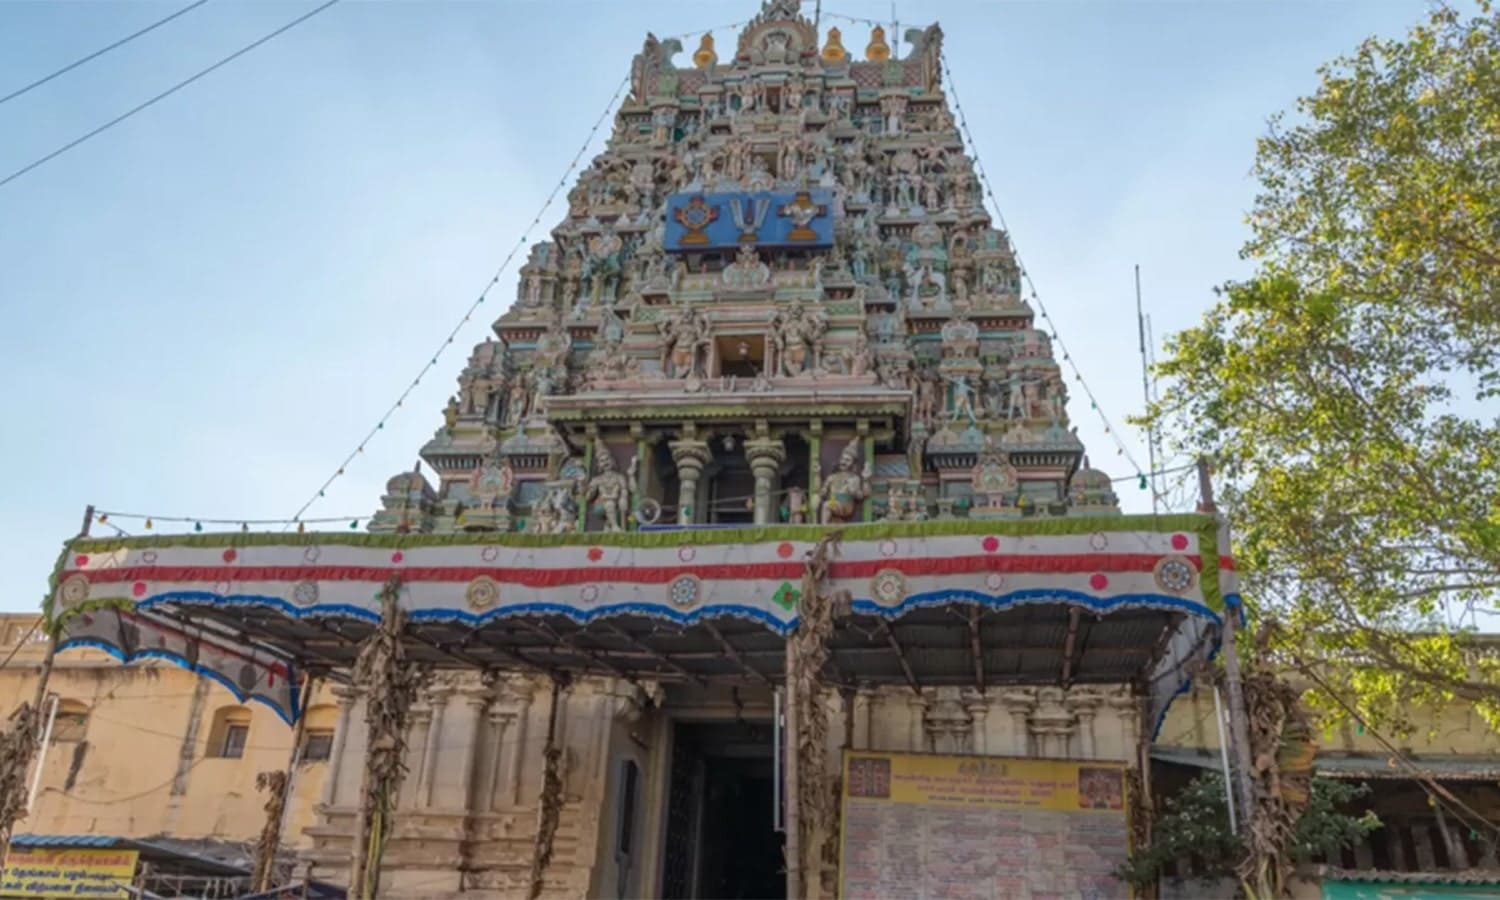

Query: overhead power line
<box><xmin>0</xmin><ymin>0</ymin><xmax>212</xmax><ymax>108</ymax></box>
<box><xmin>0</xmin><ymin>0</ymin><xmax>341</xmax><ymax>191</ymax></box>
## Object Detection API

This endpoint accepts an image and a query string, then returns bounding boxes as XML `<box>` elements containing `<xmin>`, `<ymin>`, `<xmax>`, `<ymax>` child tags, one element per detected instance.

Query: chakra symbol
<box><xmin>879</xmin><ymin>539</ymin><xmax>898</xmax><ymax>558</ymax></box>
<box><xmin>57</xmin><ymin>574</ymin><xmax>90</xmax><ymax>610</ymax></box>
<box><xmin>985</xmin><ymin>573</ymin><xmax>1005</xmax><ymax>591</ymax></box>
<box><xmin>481</xmin><ymin>546</ymin><xmax>500</xmax><ymax>562</ymax></box>
<box><xmin>678</xmin><ymin>546</ymin><xmax>696</xmax><ymax>563</ymax></box>
<box><xmin>668</xmin><ymin>574</ymin><xmax>702</xmax><ymax>608</ymax></box>
<box><xmin>772</xmin><ymin>581</ymin><xmax>802</xmax><ymax>611</ymax></box>
<box><xmin>466</xmin><ymin>576</ymin><xmax>501</xmax><ymax>612</ymax></box>
<box><xmin>1154</xmin><ymin>556</ymin><xmax>1198</xmax><ymax>594</ymax></box>
<box><xmin>141</xmin><ymin>550</ymin><xmax>158</xmax><ymax>565</ymax></box>
<box><xmin>870</xmin><ymin>569</ymin><xmax>907</xmax><ymax>605</ymax></box>
<box><xmin>303</xmin><ymin>546</ymin><xmax>321</xmax><ymax>563</ymax></box>
<box><xmin>292</xmin><ymin>580</ymin><xmax>320</xmax><ymax>607</ymax></box>
<box><xmin>580</xmin><ymin>584</ymin><xmax>600</xmax><ymax>603</ymax></box>
<box><xmin>1089</xmin><ymin>533</ymin><xmax>1109</xmax><ymax>551</ymax></box>
<box><xmin>673</xmin><ymin>195</ymin><xmax>720</xmax><ymax>245</ymax></box>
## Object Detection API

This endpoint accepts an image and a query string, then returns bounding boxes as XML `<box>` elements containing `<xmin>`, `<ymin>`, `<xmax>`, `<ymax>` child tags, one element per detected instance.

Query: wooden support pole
<box><xmin>968</xmin><ymin>607</ymin><xmax>985</xmax><ymax>693</ymax></box>
<box><xmin>1059</xmin><ymin>607</ymin><xmax>1082</xmax><ymax>688</ymax></box>
<box><xmin>1198</xmin><ymin>457</ymin><xmax>1255</xmax><ymax>836</ymax></box>
<box><xmin>783</xmin><ymin>636</ymin><xmax>802</xmax><ymax>900</ymax></box>
<box><xmin>702</xmin><ymin>621</ymin><xmax>772</xmax><ymax>686</ymax></box>
<box><xmin>254</xmin><ymin>673</ymin><xmax>318</xmax><ymax>892</ymax></box>
<box><xmin>877</xmin><ymin>620</ymin><xmax>920</xmax><ymax>695</ymax></box>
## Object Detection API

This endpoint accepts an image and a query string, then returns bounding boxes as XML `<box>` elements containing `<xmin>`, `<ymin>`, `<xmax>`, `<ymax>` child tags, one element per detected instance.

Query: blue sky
<box><xmin>0</xmin><ymin>0</ymin><xmax>1429</xmax><ymax>612</ymax></box>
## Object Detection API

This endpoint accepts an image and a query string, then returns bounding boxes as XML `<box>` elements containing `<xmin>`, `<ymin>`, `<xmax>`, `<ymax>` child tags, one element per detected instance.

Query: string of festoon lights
<box><xmin>821</xmin><ymin>9</ymin><xmax>1165</xmax><ymax>502</ymax></box>
<box><xmin>279</xmin><ymin>17</ymin><xmax>763</xmax><ymax>530</ymax></box>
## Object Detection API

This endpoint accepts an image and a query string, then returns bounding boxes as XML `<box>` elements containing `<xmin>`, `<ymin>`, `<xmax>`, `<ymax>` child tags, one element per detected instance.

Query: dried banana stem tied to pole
<box><xmin>791</xmin><ymin>531</ymin><xmax>844</xmax><ymax>898</ymax></box>
<box><xmin>349</xmin><ymin>577</ymin><xmax>424</xmax><ymax>900</ymax></box>
<box><xmin>528</xmin><ymin>675</ymin><xmax>569</xmax><ymax>900</ymax></box>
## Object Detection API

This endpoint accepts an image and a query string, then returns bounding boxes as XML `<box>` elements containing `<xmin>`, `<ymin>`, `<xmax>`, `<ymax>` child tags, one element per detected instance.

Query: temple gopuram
<box><xmin>45</xmin><ymin>3</ymin><xmax>1239</xmax><ymax>898</ymax></box>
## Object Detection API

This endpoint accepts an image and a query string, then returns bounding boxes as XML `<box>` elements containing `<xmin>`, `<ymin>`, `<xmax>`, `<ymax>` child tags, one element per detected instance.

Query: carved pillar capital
<box><xmin>745</xmin><ymin>436</ymin><xmax>786</xmax><ymax>525</ymax></box>
<box><xmin>669</xmin><ymin>438</ymin><xmax>712</xmax><ymax>525</ymax></box>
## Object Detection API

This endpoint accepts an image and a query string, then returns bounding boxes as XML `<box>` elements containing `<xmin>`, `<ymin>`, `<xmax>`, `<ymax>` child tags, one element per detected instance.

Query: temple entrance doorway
<box><xmin>659</xmin><ymin>720</ymin><xmax>784</xmax><ymax>899</ymax></box>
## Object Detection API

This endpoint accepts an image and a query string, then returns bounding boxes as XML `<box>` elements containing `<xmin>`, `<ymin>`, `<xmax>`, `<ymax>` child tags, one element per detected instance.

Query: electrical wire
<box><xmin>0</xmin><ymin>0</ymin><xmax>211</xmax><ymax>107</ymax></box>
<box><xmin>0</xmin><ymin>0</ymin><xmax>341</xmax><ymax>191</ymax></box>
<box><xmin>284</xmin><ymin>73</ymin><xmax>631</xmax><ymax>526</ymax></box>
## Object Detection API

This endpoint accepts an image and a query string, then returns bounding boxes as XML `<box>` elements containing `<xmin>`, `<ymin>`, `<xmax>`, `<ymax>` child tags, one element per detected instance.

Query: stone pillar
<box><xmin>323</xmin><ymin>686</ymin><xmax>360</xmax><ymax>806</ymax></box>
<box><xmin>745</xmin><ymin>437</ymin><xmax>786</xmax><ymax>525</ymax></box>
<box><xmin>485</xmin><ymin>708</ymin><xmax>517</xmax><ymax>812</ymax></box>
<box><xmin>853</xmin><ymin>688</ymin><xmax>874</xmax><ymax>750</ymax></box>
<box><xmin>505</xmin><ymin>683</ymin><xmax>536</xmax><ymax>807</ymax></box>
<box><xmin>907</xmin><ymin>694</ymin><xmax>927</xmax><ymax>752</ymax></box>
<box><xmin>669</xmin><ymin>439</ymin><xmax>712</xmax><ymax>525</ymax></box>
<box><xmin>962</xmin><ymin>688</ymin><xmax>988</xmax><ymax>755</ymax></box>
<box><xmin>400</xmin><ymin>700</ymin><xmax>434</xmax><ymax>809</ymax></box>
<box><xmin>1070</xmin><ymin>689</ymin><xmax>1103</xmax><ymax>760</ymax></box>
<box><xmin>443</xmin><ymin>686</ymin><xmax>490</xmax><ymax>810</ymax></box>
<box><xmin>1001</xmin><ymin>689</ymin><xmax>1035</xmax><ymax>757</ymax></box>
<box><xmin>419</xmin><ymin>684</ymin><xmax>454</xmax><ymax>807</ymax></box>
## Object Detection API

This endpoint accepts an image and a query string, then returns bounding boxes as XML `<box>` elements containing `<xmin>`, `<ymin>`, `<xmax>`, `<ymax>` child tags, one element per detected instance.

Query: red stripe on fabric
<box><xmin>827</xmin><ymin>554</ymin><xmax>1199</xmax><ymax>579</ymax></box>
<box><xmin>65</xmin><ymin>552</ymin><xmax>1192</xmax><ymax>590</ymax></box>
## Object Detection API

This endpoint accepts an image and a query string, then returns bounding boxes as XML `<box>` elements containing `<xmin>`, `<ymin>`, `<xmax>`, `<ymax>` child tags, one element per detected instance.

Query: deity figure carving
<box><xmin>533</xmin><ymin>309</ymin><xmax>572</xmax><ymax>372</ymax></box>
<box><xmin>581</xmin><ymin>228</ymin><xmax>624</xmax><ymax>307</ymax></box>
<box><xmin>444</xmin><ymin>396</ymin><xmax>460</xmax><ymax>433</ymax></box>
<box><xmin>528</xmin><ymin>484</ymin><xmax>579</xmax><ymax>534</ymax></box>
<box><xmin>771</xmin><ymin>301</ymin><xmax>827</xmax><ymax>377</ymax></box>
<box><xmin>586</xmin><ymin>446</ymin><xmax>637</xmax><ymax>532</ymax></box>
<box><xmin>504</xmin><ymin>377</ymin><xmax>529</xmax><ymax>425</ymax></box>
<box><xmin>914</xmin><ymin>368</ymin><xmax>939</xmax><ymax>426</ymax></box>
<box><xmin>658</xmin><ymin>306</ymin><xmax>711</xmax><ymax>379</ymax></box>
<box><xmin>722</xmin><ymin>244</ymin><xmax>771</xmax><ymax>289</ymax></box>
<box><xmin>818</xmin><ymin>443</ymin><xmax>872</xmax><ymax>524</ymax></box>
<box><xmin>841</xmin><ymin>327</ymin><xmax>873</xmax><ymax>377</ymax></box>
<box><xmin>943</xmin><ymin>373</ymin><xmax>980</xmax><ymax>426</ymax></box>
<box><xmin>468</xmin><ymin>456</ymin><xmax>516</xmax><ymax>512</ymax></box>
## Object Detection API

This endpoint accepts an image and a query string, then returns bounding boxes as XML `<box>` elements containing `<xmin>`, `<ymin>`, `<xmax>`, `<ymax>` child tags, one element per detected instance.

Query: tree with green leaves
<box><xmin>1118</xmin><ymin>774</ymin><xmax>1379</xmax><ymax>889</ymax></box>
<box><xmin>1143</xmin><ymin>2</ymin><xmax>1500</xmax><ymax>733</ymax></box>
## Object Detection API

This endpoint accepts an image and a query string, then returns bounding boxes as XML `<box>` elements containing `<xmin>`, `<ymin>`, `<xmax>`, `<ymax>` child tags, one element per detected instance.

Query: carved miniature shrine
<box><xmin>46</xmin><ymin>4</ymin><xmax>1239</xmax><ymax>898</ymax></box>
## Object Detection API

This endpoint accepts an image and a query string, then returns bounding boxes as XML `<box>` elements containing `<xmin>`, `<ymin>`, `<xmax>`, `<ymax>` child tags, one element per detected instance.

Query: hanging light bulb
<box><xmin>98</xmin><ymin>514</ymin><xmax>108</xmax><ymax>524</ymax></box>
<box><xmin>194</xmin><ymin>521</ymin><xmax>203</xmax><ymax>532</ymax></box>
<box><xmin>1138</xmin><ymin>474</ymin><xmax>1148</xmax><ymax>490</ymax></box>
<box><xmin>241</xmin><ymin>522</ymin><xmax>249</xmax><ymax>533</ymax></box>
<box><xmin>297</xmin><ymin>521</ymin><xmax>306</xmax><ymax>534</ymax></box>
<box><xmin>144</xmin><ymin>518</ymin><xmax>153</xmax><ymax>530</ymax></box>
<box><xmin>350</xmin><ymin>519</ymin><xmax>359</xmax><ymax>530</ymax></box>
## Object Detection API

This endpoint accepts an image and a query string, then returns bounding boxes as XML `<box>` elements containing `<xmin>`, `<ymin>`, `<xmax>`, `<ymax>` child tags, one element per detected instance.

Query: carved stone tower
<box><xmin>370</xmin><ymin>0</ymin><xmax>1120</xmax><ymax>535</ymax></box>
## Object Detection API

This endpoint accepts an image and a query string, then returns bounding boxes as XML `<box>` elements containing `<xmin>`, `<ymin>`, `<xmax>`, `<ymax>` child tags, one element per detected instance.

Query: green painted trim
<box><xmin>1198</xmin><ymin>518</ymin><xmax>1225</xmax><ymax>611</ymax></box>
<box><xmin>65</xmin><ymin>513</ymin><xmax>1215</xmax><ymax>550</ymax></box>
<box><xmin>809</xmin><ymin>433</ymin><xmax>822</xmax><ymax>500</ymax></box>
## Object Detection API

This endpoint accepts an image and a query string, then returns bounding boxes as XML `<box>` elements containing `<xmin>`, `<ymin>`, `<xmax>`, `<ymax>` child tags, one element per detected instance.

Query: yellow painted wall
<box><xmin>1157</xmin><ymin>682</ymin><xmax>1500</xmax><ymax>755</ymax></box>
<box><xmin>0</xmin><ymin>614</ymin><xmax>330</xmax><ymax>845</ymax></box>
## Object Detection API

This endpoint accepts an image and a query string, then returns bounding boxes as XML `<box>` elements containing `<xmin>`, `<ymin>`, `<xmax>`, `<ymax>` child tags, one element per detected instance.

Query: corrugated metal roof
<box><xmin>1153</xmin><ymin>748</ymin><xmax>1500</xmax><ymax>782</ymax></box>
<box><xmin>11</xmin><ymin>834</ymin><xmax>120</xmax><ymax>847</ymax></box>
<box><xmin>1319</xmin><ymin>866</ymin><xmax>1500</xmax><ymax>885</ymax></box>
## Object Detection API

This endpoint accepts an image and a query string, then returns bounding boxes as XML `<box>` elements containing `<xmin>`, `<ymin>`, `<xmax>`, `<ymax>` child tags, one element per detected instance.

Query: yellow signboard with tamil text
<box><xmin>0</xmin><ymin>847</ymin><xmax>139</xmax><ymax>898</ymax></box>
<box><xmin>838</xmin><ymin>751</ymin><xmax>1132</xmax><ymax>899</ymax></box>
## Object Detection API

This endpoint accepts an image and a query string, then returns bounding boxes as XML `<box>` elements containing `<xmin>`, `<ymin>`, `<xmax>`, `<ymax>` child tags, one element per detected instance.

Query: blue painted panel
<box><xmin>663</xmin><ymin>189</ymin><xmax>834</xmax><ymax>252</ymax></box>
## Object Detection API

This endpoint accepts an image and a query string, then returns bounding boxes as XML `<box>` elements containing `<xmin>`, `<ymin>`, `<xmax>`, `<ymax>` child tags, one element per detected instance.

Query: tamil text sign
<box><xmin>1</xmin><ymin>847</ymin><xmax>139</xmax><ymax>898</ymax></box>
<box><xmin>839</xmin><ymin>751</ymin><xmax>1132</xmax><ymax>899</ymax></box>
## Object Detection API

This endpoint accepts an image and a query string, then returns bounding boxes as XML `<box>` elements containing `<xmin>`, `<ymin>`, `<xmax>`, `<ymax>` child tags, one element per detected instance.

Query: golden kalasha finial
<box><xmin>865</xmin><ymin>24</ymin><xmax>891</xmax><ymax>61</ymax></box>
<box><xmin>821</xmin><ymin>26</ymin><xmax>848</xmax><ymax>63</ymax></box>
<box><xmin>693</xmin><ymin>33</ymin><xmax>718</xmax><ymax>68</ymax></box>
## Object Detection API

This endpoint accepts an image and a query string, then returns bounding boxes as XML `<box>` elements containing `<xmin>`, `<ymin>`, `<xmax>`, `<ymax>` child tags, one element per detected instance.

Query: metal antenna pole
<box><xmin>1135</xmin><ymin>265</ymin><xmax>1159</xmax><ymax>513</ymax></box>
